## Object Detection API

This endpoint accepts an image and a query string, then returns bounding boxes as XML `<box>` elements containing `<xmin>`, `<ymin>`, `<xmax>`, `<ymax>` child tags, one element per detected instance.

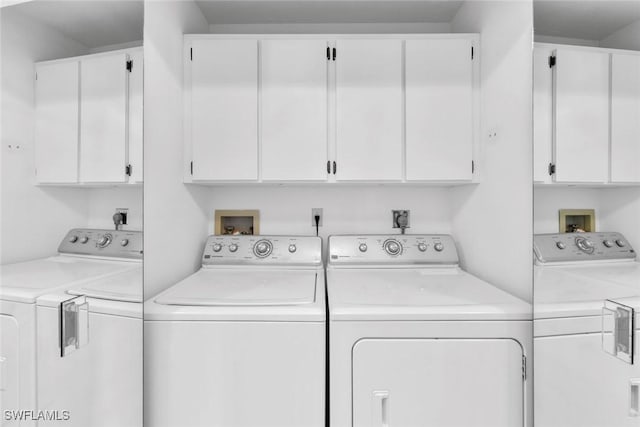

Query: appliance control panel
<box><xmin>202</xmin><ymin>235</ymin><xmax>322</xmax><ymax>266</ymax></box>
<box><xmin>534</xmin><ymin>232</ymin><xmax>636</xmax><ymax>263</ymax></box>
<box><xmin>328</xmin><ymin>235</ymin><xmax>459</xmax><ymax>265</ymax></box>
<box><xmin>58</xmin><ymin>229</ymin><xmax>142</xmax><ymax>259</ymax></box>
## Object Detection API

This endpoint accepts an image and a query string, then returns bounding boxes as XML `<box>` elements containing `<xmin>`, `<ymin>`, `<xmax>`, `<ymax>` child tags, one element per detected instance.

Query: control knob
<box><xmin>603</xmin><ymin>240</ymin><xmax>614</xmax><ymax>248</ymax></box>
<box><xmin>358</xmin><ymin>243</ymin><xmax>368</xmax><ymax>253</ymax></box>
<box><xmin>212</xmin><ymin>243</ymin><xmax>222</xmax><ymax>252</ymax></box>
<box><xmin>120</xmin><ymin>239</ymin><xmax>129</xmax><ymax>247</ymax></box>
<box><xmin>229</xmin><ymin>244</ymin><xmax>238</xmax><ymax>252</ymax></box>
<box><xmin>434</xmin><ymin>242</ymin><xmax>444</xmax><ymax>252</ymax></box>
<box><xmin>616</xmin><ymin>239</ymin><xmax>627</xmax><ymax>248</ymax></box>
<box><xmin>383</xmin><ymin>239</ymin><xmax>402</xmax><ymax>256</ymax></box>
<box><xmin>68</xmin><ymin>235</ymin><xmax>78</xmax><ymax>243</ymax></box>
<box><xmin>575</xmin><ymin>237</ymin><xmax>595</xmax><ymax>253</ymax></box>
<box><xmin>288</xmin><ymin>244</ymin><xmax>297</xmax><ymax>253</ymax></box>
<box><xmin>254</xmin><ymin>240</ymin><xmax>273</xmax><ymax>258</ymax></box>
<box><xmin>97</xmin><ymin>234</ymin><xmax>112</xmax><ymax>248</ymax></box>
<box><xmin>556</xmin><ymin>241</ymin><xmax>566</xmax><ymax>250</ymax></box>
<box><xmin>418</xmin><ymin>243</ymin><xmax>427</xmax><ymax>252</ymax></box>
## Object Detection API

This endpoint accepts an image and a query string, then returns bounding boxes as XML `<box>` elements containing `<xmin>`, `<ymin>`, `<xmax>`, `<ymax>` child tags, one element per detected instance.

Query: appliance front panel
<box><xmin>534</xmin><ymin>232</ymin><xmax>636</xmax><ymax>264</ymax></box>
<box><xmin>58</xmin><ymin>229</ymin><xmax>142</xmax><ymax>260</ymax></box>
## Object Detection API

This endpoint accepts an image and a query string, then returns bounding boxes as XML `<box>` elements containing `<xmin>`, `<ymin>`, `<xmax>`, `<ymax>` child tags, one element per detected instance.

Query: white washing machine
<box><xmin>0</xmin><ymin>229</ymin><xmax>142</xmax><ymax>427</ymax></box>
<box><xmin>36</xmin><ymin>265</ymin><xmax>142</xmax><ymax>427</ymax></box>
<box><xmin>534</xmin><ymin>232</ymin><xmax>640</xmax><ymax>427</ymax></box>
<box><xmin>327</xmin><ymin>234</ymin><xmax>532</xmax><ymax>427</ymax></box>
<box><xmin>144</xmin><ymin>235</ymin><xmax>325</xmax><ymax>427</ymax></box>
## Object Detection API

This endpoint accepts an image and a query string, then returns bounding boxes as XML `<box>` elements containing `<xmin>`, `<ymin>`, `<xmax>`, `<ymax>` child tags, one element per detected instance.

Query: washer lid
<box><xmin>562</xmin><ymin>261</ymin><xmax>640</xmax><ymax>290</ymax></box>
<box><xmin>0</xmin><ymin>256</ymin><xmax>139</xmax><ymax>303</ymax></box>
<box><xmin>154</xmin><ymin>269</ymin><xmax>318</xmax><ymax>306</ymax></box>
<box><xmin>68</xmin><ymin>268</ymin><xmax>142</xmax><ymax>303</ymax></box>
<box><xmin>328</xmin><ymin>268</ymin><xmax>531</xmax><ymax>321</ymax></box>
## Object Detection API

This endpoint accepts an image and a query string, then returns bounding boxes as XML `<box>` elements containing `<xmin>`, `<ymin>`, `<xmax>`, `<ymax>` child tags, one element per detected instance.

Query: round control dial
<box><xmin>288</xmin><ymin>244</ymin><xmax>297</xmax><ymax>253</ymax></box>
<box><xmin>253</xmin><ymin>240</ymin><xmax>273</xmax><ymax>258</ymax></box>
<box><xmin>69</xmin><ymin>235</ymin><xmax>78</xmax><ymax>243</ymax></box>
<box><xmin>120</xmin><ymin>239</ymin><xmax>129</xmax><ymax>247</ymax></box>
<box><xmin>418</xmin><ymin>243</ymin><xmax>428</xmax><ymax>252</ymax></box>
<box><xmin>383</xmin><ymin>239</ymin><xmax>402</xmax><ymax>256</ymax></box>
<box><xmin>575</xmin><ymin>236</ymin><xmax>595</xmax><ymax>254</ymax></box>
<box><xmin>97</xmin><ymin>234</ymin><xmax>113</xmax><ymax>248</ymax></box>
<box><xmin>229</xmin><ymin>244</ymin><xmax>238</xmax><ymax>252</ymax></box>
<box><xmin>359</xmin><ymin>243</ymin><xmax>368</xmax><ymax>253</ymax></box>
<box><xmin>80</xmin><ymin>236</ymin><xmax>89</xmax><ymax>244</ymax></box>
<box><xmin>556</xmin><ymin>241</ymin><xmax>566</xmax><ymax>250</ymax></box>
<box><xmin>434</xmin><ymin>242</ymin><xmax>444</xmax><ymax>252</ymax></box>
<box><xmin>616</xmin><ymin>239</ymin><xmax>627</xmax><ymax>248</ymax></box>
<box><xmin>603</xmin><ymin>240</ymin><xmax>614</xmax><ymax>248</ymax></box>
<box><xmin>212</xmin><ymin>243</ymin><xmax>222</xmax><ymax>252</ymax></box>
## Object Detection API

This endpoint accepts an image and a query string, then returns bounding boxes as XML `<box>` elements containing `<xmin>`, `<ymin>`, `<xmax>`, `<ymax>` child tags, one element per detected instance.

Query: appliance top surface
<box><xmin>327</xmin><ymin>267</ymin><xmax>531</xmax><ymax>321</ymax></box>
<box><xmin>201</xmin><ymin>235</ymin><xmax>322</xmax><ymax>267</ymax></box>
<box><xmin>68</xmin><ymin>267</ymin><xmax>142</xmax><ymax>303</ymax></box>
<box><xmin>328</xmin><ymin>234</ymin><xmax>459</xmax><ymax>267</ymax></box>
<box><xmin>0</xmin><ymin>256</ymin><xmax>140</xmax><ymax>303</ymax></box>
<box><xmin>534</xmin><ymin>232</ymin><xmax>636</xmax><ymax>264</ymax></box>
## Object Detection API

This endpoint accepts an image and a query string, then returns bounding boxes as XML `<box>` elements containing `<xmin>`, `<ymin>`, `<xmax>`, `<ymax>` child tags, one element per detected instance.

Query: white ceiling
<box><xmin>195</xmin><ymin>1</ymin><xmax>464</xmax><ymax>24</ymax></box>
<box><xmin>534</xmin><ymin>0</ymin><xmax>640</xmax><ymax>40</ymax></box>
<box><xmin>7</xmin><ymin>0</ymin><xmax>143</xmax><ymax>49</ymax></box>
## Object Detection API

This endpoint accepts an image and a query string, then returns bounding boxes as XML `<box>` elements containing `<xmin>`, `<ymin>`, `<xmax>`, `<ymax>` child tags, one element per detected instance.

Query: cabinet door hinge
<box><xmin>126</xmin><ymin>60</ymin><xmax>133</xmax><ymax>72</ymax></box>
<box><xmin>125</xmin><ymin>164</ymin><xmax>132</xmax><ymax>176</ymax></box>
<box><xmin>190</xmin><ymin>161</ymin><xmax>193</xmax><ymax>175</ymax></box>
<box><xmin>471</xmin><ymin>160</ymin><xmax>475</xmax><ymax>173</ymax></box>
<box><xmin>522</xmin><ymin>355</ymin><xmax>527</xmax><ymax>380</ymax></box>
<box><xmin>549</xmin><ymin>55</ymin><xmax>556</xmax><ymax>68</ymax></box>
<box><xmin>332</xmin><ymin>47</ymin><xmax>337</xmax><ymax>61</ymax></box>
<box><xmin>190</xmin><ymin>47</ymin><xmax>193</xmax><ymax>61</ymax></box>
<box><xmin>548</xmin><ymin>163</ymin><xmax>556</xmax><ymax>175</ymax></box>
<box><xmin>471</xmin><ymin>46</ymin><xmax>474</xmax><ymax>60</ymax></box>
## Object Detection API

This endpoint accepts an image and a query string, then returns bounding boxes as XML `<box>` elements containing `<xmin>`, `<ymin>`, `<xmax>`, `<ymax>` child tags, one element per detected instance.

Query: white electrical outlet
<box><xmin>311</xmin><ymin>208</ymin><xmax>323</xmax><ymax>227</ymax></box>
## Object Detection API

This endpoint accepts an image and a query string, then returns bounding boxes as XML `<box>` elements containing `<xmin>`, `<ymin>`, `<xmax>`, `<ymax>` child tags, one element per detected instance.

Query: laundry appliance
<box><xmin>327</xmin><ymin>234</ymin><xmax>532</xmax><ymax>427</ymax></box>
<box><xmin>534</xmin><ymin>232</ymin><xmax>640</xmax><ymax>427</ymax></box>
<box><xmin>144</xmin><ymin>235</ymin><xmax>325</xmax><ymax>427</ymax></box>
<box><xmin>0</xmin><ymin>229</ymin><xmax>142</xmax><ymax>427</ymax></box>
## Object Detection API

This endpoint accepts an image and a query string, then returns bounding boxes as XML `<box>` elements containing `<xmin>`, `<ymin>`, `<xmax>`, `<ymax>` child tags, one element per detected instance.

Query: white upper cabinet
<box><xmin>405</xmin><ymin>39</ymin><xmax>474</xmax><ymax>181</ymax></box>
<box><xmin>128</xmin><ymin>49</ymin><xmax>144</xmax><ymax>184</ymax></box>
<box><xmin>261</xmin><ymin>39</ymin><xmax>328</xmax><ymax>181</ymax></box>
<box><xmin>34</xmin><ymin>48</ymin><xmax>142</xmax><ymax>185</ymax></box>
<box><xmin>552</xmin><ymin>48</ymin><xmax>609</xmax><ymax>183</ymax></box>
<box><xmin>190</xmin><ymin>39</ymin><xmax>258</xmax><ymax>181</ymax></box>
<box><xmin>79</xmin><ymin>52</ymin><xmax>128</xmax><ymax>183</ymax></box>
<box><xmin>533</xmin><ymin>46</ymin><xmax>554</xmax><ymax>184</ymax></box>
<box><xmin>610</xmin><ymin>53</ymin><xmax>640</xmax><ymax>183</ymax></box>
<box><xmin>335</xmin><ymin>39</ymin><xmax>403</xmax><ymax>181</ymax></box>
<box><xmin>35</xmin><ymin>61</ymin><xmax>80</xmax><ymax>184</ymax></box>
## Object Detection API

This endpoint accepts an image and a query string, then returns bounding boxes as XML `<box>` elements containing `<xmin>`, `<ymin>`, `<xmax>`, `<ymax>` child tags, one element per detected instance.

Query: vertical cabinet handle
<box><xmin>327</xmin><ymin>161</ymin><xmax>331</xmax><ymax>174</ymax></box>
<box><xmin>631</xmin><ymin>379</ymin><xmax>640</xmax><ymax>417</ymax></box>
<box><xmin>332</xmin><ymin>161</ymin><xmax>337</xmax><ymax>175</ymax></box>
<box><xmin>372</xmin><ymin>391</ymin><xmax>389</xmax><ymax>427</ymax></box>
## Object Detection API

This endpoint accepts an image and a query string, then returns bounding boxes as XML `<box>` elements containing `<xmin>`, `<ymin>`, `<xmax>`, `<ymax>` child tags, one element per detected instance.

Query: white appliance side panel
<box><xmin>79</xmin><ymin>53</ymin><xmax>128</xmax><ymax>183</ymax></box>
<box><xmin>36</xmin><ymin>306</ymin><xmax>142</xmax><ymax>427</ymax></box>
<box><xmin>190</xmin><ymin>39</ymin><xmax>258</xmax><ymax>181</ymax></box>
<box><xmin>0</xmin><ymin>315</ymin><xmax>20</xmax><ymax>426</ymax></box>
<box><xmin>261</xmin><ymin>39</ymin><xmax>328</xmax><ymax>181</ymax></box>
<box><xmin>610</xmin><ymin>53</ymin><xmax>640</xmax><ymax>183</ymax></box>
<box><xmin>535</xmin><ymin>332</ymin><xmax>640</xmax><ymax>427</ymax></box>
<box><xmin>533</xmin><ymin>46</ymin><xmax>554</xmax><ymax>183</ymax></box>
<box><xmin>128</xmin><ymin>50</ymin><xmax>144</xmax><ymax>183</ymax></box>
<box><xmin>405</xmin><ymin>39</ymin><xmax>473</xmax><ymax>181</ymax></box>
<box><xmin>34</xmin><ymin>61</ymin><xmax>80</xmax><ymax>184</ymax></box>
<box><xmin>144</xmin><ymin>321</ymin><xmax>325</xmax><ymax>427</ymax></box>
<box><xmin>353</xmin><ymin>338</ymin><xmax>524</xmax><ymax>427</ymax></box>
<box><xmin>335</xmin><ymin>39</ymin><xmax>403</xmax><ymax>181</ymax></box>
<box><xmin>553</xmin><ymin>48</ymin><xmax>609</xmax><ymax>183</ymax></box>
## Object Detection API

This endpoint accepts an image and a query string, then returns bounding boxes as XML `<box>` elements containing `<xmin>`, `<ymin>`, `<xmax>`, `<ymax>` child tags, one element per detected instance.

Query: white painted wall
<box><xmin>1</xmin><ymin>7</ymin><xmax>90</xmax><ymax>264</ymax></box>
<box><xmin>143</xmin><ymin>0</ymin><xmax>210</xmax><ymax>298</ymax></box>
<box><xmin>450</xmin><ymin>1</ymin><xmax>534</xmax><ymax>302</ymax></box>
<box><xmin>533</xmin><ymin>187</ymin><xmax>604</xmax><ymax>233</ymax></box>
<box><xmin>600</xmin><ymin>20</ymin><xmax>640</xmax><ymax>51</ymax></box>
<box><xmin>87</xmin><ymin>187</ymin><xmax>143</xmax><ymax>231</ymax></box>
<box><xmin>600</xmin><ymin>188</ymin><xmax>640</xmax><ymax>250</ymax></box>
<box><xmin>209</xmin><ymin>22</ymin><xmax>452</xmax><ymax>34</ymax></box>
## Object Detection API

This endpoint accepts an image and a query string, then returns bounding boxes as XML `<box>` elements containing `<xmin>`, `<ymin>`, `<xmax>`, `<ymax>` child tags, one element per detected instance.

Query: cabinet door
<box><xmin>353</xmin><ymin>339</ymin><xmax>524</xmax><ymax>427</ymax></box>
<box><xmin>79</xmin><ymin>52</ymin><xmax>128</xmax><ymax>183</ymax></box>
<box><xmin>610</xmin><ymin>53</ymin><xmax>640</xmax><ymax>183</ymax></box>
<box><xmin>35</xmin><ymin>61</ymin><xmax>80</xmax><ymax>183</ymax></box>
<box><xmin>190</xmin><ymin>39</ymin><xmax>258</xmax><ymax>181</ymax></box>
<box><xmin>335</xmin><ymin>39</ymin><xmax>402</xmax><ymax>181</ymax></box>
<box><xmin>128</xmin><ymin>50</ymin><xmax>144</xmax><ymax>183</ymax></box>
<box><xmin>406</xmin><ymin>39</ymin><xmax>474</xmax><ymax>181</ymax></box>
<box><xmin>533</xmin><ymin>47</ymin><xmax>554</xmax><ymax>183</ymax></box>
<box><xmin>261</xmin><ymin>40</ymin><xmax>328</xmax><ymax>181</ymax></box>
<box><xmin>553</xmin><ymin>48</ymin><xmax>609</xmax><ymax>183</ymax></box>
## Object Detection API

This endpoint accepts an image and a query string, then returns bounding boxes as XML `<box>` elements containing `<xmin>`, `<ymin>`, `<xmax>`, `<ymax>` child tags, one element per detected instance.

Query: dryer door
<box><xmin>352</xmin><ymin>338</ymin><xmax>525</xmax><ymax>427</ymax></box>
<box><xmin>0</xmin><ymin>315</ymin><xmax>19</xmax><ymax>426</ymax></box>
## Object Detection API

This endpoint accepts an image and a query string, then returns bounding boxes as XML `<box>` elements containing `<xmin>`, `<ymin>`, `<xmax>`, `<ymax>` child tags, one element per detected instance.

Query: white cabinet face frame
<box><xmin>184</xmin><ymin>34</ymin><xmax>479</xmax><ymax>185</ymax></box>
<box><xmin>34</xmin><ymin>47</ymin><xmax>142</xmax><ymax>186</ymax></box>
<box><xmin>533</xmin><ymin>46</ymin><xmax>554</xmax><ymax>184</ymax></box>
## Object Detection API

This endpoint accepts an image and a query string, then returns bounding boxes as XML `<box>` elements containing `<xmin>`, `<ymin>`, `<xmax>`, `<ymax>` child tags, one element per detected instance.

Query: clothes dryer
<box><xmin>327</xmin><ymin>235</ymin><xmax>532</xmax><ymax>427</ymax></box>
<box><xmin>0</xmin><ymin>229</ymin><xmax>141</xmax><ymax>427</ymax></box>
<box><xmin>144</xmin><ymin>235</ymin><xmax>325</xmax><ymax>427</ymax></box>
<box><xmin>534</xmin><ymin>232</ymin><xmax>640</xmax><ymax>427</ymax></box>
